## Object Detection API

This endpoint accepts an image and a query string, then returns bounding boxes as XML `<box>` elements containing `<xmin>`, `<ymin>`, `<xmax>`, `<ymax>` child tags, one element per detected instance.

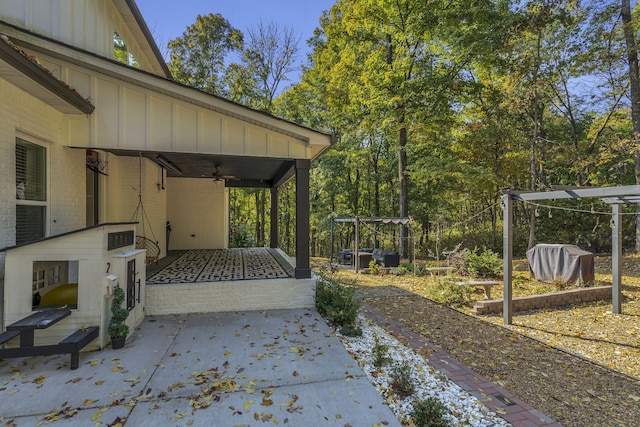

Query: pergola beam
<box><xmin>508</xmin><ymin>185</ymin><xmax>640</xmax><ymax>201</ymax></box>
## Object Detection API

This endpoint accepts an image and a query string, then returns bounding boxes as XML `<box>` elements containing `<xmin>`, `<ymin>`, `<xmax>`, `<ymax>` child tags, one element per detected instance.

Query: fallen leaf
<box><xmin>91</xmin><ymin>408</ymin><xmax>106</xmax><ymax>421</ymax></box>
<box><xmin>83</xmin><ymin>399</ymin><xmax>98</xmax><ymax>406</ymax></box>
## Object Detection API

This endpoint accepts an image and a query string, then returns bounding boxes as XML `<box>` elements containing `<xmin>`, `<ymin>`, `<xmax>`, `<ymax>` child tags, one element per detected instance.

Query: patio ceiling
<box><xmin>105</xmin><ymin>149</ymin><xmax>295</xmax><ymax>188</ymax></box>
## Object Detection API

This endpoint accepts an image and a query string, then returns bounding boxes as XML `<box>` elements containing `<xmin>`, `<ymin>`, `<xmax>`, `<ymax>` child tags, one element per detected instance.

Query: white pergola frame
<box><xmin>502</xmin><ymin>185</ymin><xmax>640</xmax><ymax>325</ymax></box>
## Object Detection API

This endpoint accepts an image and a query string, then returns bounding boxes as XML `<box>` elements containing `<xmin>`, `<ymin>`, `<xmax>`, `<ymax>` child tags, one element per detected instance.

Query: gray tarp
<box><xmin>526</xmin><ymin>244</ymin><xmax>595</xmax><ymax>286</ymax></box>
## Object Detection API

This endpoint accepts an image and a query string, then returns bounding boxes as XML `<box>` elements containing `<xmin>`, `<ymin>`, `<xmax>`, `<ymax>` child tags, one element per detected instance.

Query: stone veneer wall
<box><xmin>473</xmin><ymin>286</ymin><xmax>613</xmax><ymax>315</ymax></box>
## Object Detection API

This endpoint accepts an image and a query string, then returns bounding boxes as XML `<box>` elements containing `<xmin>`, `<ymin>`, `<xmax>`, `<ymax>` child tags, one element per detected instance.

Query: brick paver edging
<box><xmin>360</xmin><ymin>302</ymin><xmax>563</xmax><ymax>427</ymax></box>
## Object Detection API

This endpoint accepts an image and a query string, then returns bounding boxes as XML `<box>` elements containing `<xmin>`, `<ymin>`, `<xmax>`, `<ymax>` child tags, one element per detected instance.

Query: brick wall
<box><xmin>0</xmin><ymin>77</ymin><xmax>80</xmax><ymax>278</ymax></box>
<box><xmin>473</xmin><ymin>286</ymin><xmax>613</xmax><ymax>315</ymax></box>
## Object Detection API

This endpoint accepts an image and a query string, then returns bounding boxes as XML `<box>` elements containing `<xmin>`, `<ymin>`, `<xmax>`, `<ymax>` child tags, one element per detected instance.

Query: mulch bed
<box><xmin>313</xmin><ymin>256</ymin><xmax>640</xmax><ymax>426</ymax></box>
<box><xmin>361</xmin><ymin>289</ymin><xmax>640</xmax><ymax>427</ymax></box>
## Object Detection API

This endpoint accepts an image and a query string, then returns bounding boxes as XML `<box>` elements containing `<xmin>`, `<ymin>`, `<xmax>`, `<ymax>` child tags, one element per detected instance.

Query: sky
<box><xmin>135</xmin><ymin>0</ymin><xmax>336</xmax><ymax>66</ymax></box>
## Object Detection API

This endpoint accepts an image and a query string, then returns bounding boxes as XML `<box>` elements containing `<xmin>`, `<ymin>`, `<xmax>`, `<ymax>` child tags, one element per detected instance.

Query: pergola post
<box><xmin>294</xmin><ymin>160</ymin><xmax>311</xmax><ymax>279</ymax></box>
<box><xmin>270</xmin><ymin>187</ymin><xmax>278</xmax><ymax>249</ymax></box>
<box><xmin>354</xmin><ymin>218</ymin><xmax>360</xmax><ymax>272</ymax></box>
<box><xmin>611</xmin><ymin>203</ymin><xmax>622</xmax><ymax>314</ymax></box>
<box><xmin>502</xmin><ymin>192</ymin><xmax>513</xmax><ymax>325</ymax></box>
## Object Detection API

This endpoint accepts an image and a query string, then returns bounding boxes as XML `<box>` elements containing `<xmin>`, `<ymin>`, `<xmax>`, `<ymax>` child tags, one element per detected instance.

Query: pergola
<box><xmin>502</xmin><ymin>185</ymin><xmax>640</xmax><ymax>325</ymax></box>
<box><xmin>330</xmin><ymin>217</ymin><xmax>413</xmax><ymax>271</ymax></box>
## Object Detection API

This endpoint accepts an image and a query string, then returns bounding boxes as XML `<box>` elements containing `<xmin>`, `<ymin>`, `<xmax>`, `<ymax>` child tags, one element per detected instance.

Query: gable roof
<box><xmin>114</xmin><ymin>0</ymin><xmax>172</xmax><ymax>78</ymax></box>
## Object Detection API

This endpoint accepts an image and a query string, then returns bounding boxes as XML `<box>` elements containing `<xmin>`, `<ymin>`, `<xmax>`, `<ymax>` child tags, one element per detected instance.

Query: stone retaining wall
<box><xmin>473</xmin><ymin>286</ymin><xmax>612</xmax><ymax>315</ymax></box>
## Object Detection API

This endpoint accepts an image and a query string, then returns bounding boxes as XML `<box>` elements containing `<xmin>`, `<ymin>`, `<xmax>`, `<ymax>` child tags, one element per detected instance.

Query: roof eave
<box><xmin>0</xmin><ymin>34</ymin><xmax>94</xmax><ymax>114</ymax></box>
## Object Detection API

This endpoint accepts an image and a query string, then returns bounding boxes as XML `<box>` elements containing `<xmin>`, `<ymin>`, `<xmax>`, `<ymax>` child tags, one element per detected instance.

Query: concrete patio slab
<box><xmin>0</xmin><ymin>309</ymin><xmax>400</xmax><ymax>426</ymax></box>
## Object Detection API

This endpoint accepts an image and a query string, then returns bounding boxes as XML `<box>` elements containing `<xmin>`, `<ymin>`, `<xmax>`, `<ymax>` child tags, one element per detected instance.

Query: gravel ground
<box><xmin>336</xmin><ymin>314</ymin><xmax>511</xmax><ymax>426</ymax></box>
<box><xmin>362</xmin><ymin>290</ymin><xmax>640</xmax><ymax>427</ymax></box>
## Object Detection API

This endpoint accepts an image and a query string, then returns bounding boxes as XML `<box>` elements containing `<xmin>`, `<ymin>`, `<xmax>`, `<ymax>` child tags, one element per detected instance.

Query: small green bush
<box><xmin>410</xmin><ymin>397</ymin><xmax>450</xmax><ymax>427</ymax></box>
<box><xmin>315</xmin><ymin>273</ymin><xmax>360</xmax><ymax>329</ymax></box>
<box><xmin>427</xmin><ymin>279</ymin><xmax>467</xmax><ymax>307</ymax></box>
<box><xmin>368</xmin><ymin>260</ymin><xmax>382</xmax><ymax>275</ymax></box>
<box><xmin>396</xmin><ymin>262</ymin><xmax>415</xmax><ymax>276</ymax></box>
<box><xmin>390</xmin><ymin>363</ymin><xmax>415</xmax><ymax>399</ymax></box>
<box><xmin>372</xmin><ymin>336</ymin><xmax>392</xmax><ymax>367</ymax></box>
<box><xmin>108</xmin><ymin>285</ymin><xmax>129</xmax><ymax>339</ymax></box>
<box><xmin>466</xmin><ymin>248</ymin><xmax>502</xmax><ymax>278</ymax></box>
<box><xmin>339</xmin><ymin>324</ymin><xmax>363</xmax><ymax>336</ymax></box>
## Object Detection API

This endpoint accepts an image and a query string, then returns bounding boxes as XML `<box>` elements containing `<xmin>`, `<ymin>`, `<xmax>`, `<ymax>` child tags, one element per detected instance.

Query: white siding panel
<box><xmin>123</xmin><ymin>87</ymin><xmax>146</xmax><ymax>146</ymax></box>
<box><xmin>198</xmin><ymin>111</ymin><xmax>222</xmax><ymax>153</ymax></box>
<box><xmin>246</xmin><ymin>128</ymin><xmax>268</xmax><ymax>156</ymax></box>
<box><xmin>31</xmin><ymin>1</ymin><xmax>53</xmax><ymax>36</ymax></box>
<box><xmin>175</xmin><ymin>105</ymin><xmax>197</xmax><ymax>152</ymax></box>
<box><xmin>66</xmin><ymin>68</ymin><xmax>92</xmax><ymax>100</ymax></box>
<box><xmin>289</xmin><ymin>141</ymin><xmax>307</xmax><ymax>158</ymax></box>
<box><xmin>222</xmin><ymin>121</ymin><xmax>245</xmax><ymax>155</ymax></box>
<box><xmin>95</xmin><ymin>79</ymin><xmax>120</xmax><ymax>147</ymax></box>
<box><xmin>269</xmin><ymin>135</ymin><xmax>291</xmax><ymax>158</ymax></box>
<box><xmin>148</xmin><ymin>96</ymin><xmax>173</xmax><ymax>151</ymax></box>
<box><xmin>0</xmin><ymin>1</ymin><xmax>27</xmax><ymax>27</ymax></box>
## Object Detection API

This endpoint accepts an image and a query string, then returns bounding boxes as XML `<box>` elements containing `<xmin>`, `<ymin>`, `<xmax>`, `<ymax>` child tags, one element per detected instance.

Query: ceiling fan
<box><xmin>212</xmin><ymin>164</ymin><xmax>237</xmax><ymax>181</ymax></box>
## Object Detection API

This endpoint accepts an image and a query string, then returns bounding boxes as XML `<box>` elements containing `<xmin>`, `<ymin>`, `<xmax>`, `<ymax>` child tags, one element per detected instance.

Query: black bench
<box><xmin>0</xmin><ymin>326</ymin><xmax>99</xmax><ymax>370</ymax></box>
<box><xmin>59</xmin><ymin>326</ymin><xmax>100</xmax><ymax>369</ymax></box>
<box><xmin>0</xmin><ymin>330</ymin><xmax>20</xmax><ymax>346</ymax></box>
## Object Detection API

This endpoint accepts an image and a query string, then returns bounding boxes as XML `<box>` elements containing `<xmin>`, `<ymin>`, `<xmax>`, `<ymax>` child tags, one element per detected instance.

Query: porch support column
<box><xmin>270</xmin><ymin>187</ymin><xmax>279</xmax><ymax>249</ymax></box>
<box><xmin>295</xmin><ymin>159</ymin><xmax>311</xmax><ymax>279</ymax></box>
<box><xmin>612</xmin><ymin>203</ymin><xmax>622</xmax><ymax>314</ymax></box>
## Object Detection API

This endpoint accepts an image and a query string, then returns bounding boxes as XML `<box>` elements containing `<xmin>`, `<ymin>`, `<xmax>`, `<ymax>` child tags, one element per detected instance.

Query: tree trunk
<box><xmin>622</xmin><ymin>0</ymin><xmax>640</xmax><ymax>252</ymax></box>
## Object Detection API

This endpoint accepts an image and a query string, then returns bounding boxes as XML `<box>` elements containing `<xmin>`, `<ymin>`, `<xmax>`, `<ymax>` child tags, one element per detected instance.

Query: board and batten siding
<box><xmin>69</xmin><ymin>78</ymin><xmax>311</xmax><ymax>159</ymax></box>
<box><xmin>0</xmin><ymin>0</ymin><xmax>162</xmax><ymax>75</ymax></box>
<box><xmin>20</xmin><ymin>48</ymin><xmax>316</xmax><ymax>159</ymax></box>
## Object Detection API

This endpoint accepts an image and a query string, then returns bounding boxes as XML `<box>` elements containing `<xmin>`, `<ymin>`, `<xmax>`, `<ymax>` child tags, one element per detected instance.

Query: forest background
<box><xmin>137</xmin><ymin>0</ymin><xmax>640</xmax><ymax>260</ymax></box>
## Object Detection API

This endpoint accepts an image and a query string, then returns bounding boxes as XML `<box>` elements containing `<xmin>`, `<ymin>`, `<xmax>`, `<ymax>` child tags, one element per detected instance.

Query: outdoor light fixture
<box><xmin>156</xmin><ymin>154</ymin><xmax>182</xmax><ymax>176</ymax></box>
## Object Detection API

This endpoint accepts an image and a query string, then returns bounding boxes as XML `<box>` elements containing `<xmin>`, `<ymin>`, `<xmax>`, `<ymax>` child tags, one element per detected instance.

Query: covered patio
<box><xmin>143</xmin><ymin>247</ymin><xmax>312</xmax><ymax>315</ymax></box>
<box><xmin>145</xmin><ymin>248</ymin><xmax>295</xmax><ymax>284</ymax></box>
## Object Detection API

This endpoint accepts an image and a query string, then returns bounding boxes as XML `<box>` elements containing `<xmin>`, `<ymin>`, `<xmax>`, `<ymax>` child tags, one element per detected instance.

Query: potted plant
<box><xmin>108</xmin><ymin>285</ymin><xmax>129</xmax><ymax>349</ymax></box>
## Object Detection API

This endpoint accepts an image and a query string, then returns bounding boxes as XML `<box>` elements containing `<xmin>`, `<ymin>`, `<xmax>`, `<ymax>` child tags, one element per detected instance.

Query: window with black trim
<box><xmin>16</xmin><ymin>138</ymin><xmax>47</xmax><ymax>245</ymax></box>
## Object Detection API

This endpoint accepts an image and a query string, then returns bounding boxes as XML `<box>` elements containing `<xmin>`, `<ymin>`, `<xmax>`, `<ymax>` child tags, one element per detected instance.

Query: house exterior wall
<box><xmin>104</xmin><ymin>156</ymin><xmax>167</xmax><ymax>258</ymax></box>
<box><xmin>166</xmin><ymin>178</ymin><xmax>227</xmax><ymax>250</ymax></box>
<box><xmin>0</xmin><ymin>0</ymin><xmax>160</xmax><ymax>74</ymax></box>
<box><xmin>0</xmin><ymin>75</ymin><xmax>83</xmax><ymax>275</ymax></box>
<box><xmin>5</xmin><ymin>46</ymin><xmax>314</xmax><ymax>160</ymax></box>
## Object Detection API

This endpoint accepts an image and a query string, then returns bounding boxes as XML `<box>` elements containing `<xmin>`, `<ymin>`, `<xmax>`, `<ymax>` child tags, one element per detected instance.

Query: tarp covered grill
<box><xmin>526</xmin><ymin>244</ymin><xmax>595</xmax><ymax>286</ymax></box>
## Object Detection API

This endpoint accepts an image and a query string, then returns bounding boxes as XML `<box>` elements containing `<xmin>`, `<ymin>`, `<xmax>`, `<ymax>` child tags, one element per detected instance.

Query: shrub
<box><xmin>410</xmin><ymin>397</ymin><xmax>449</xmax><ymax>427</ymax></box>
<box><xmin>315</xmin><ymin>273</ymin><xmax>360</xmax><ymax>329</ymax></box>
<box><xmin>339</xmin><ymin>324</ymin><xmax>362</xmax><ymax>336</ymax></box>
<box><xmin>108</xmin><ymin>285</ymin><xmax>129</xmax><ymax>339</ymax></box>
<box><xmin>390</xmin><ymin>363</ymin><xmax>415</xmax><ymax>399</ymax></box>
<box><xmin>466</xmin><ymin>248</ymin><xmax>502</xmax><ymax>278</ymax></box>
<box><xmin>427</xmin><ymin>279</ymin><xmax>467</xmax><ymax>307</ymax></box>
<box><xmin>372</xmin><ymin>336</ymin><xmax>392</xmax><ymax>367</ymax></box>
<box><xmin>368</xmin><ymin>260</ymin><xmax>383</xmax><ymax>275</ymax></box>
<box><xmin>396</xmin><ymin>262</ymin><xmax>415</xmax><ymax>276</ymax></box>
